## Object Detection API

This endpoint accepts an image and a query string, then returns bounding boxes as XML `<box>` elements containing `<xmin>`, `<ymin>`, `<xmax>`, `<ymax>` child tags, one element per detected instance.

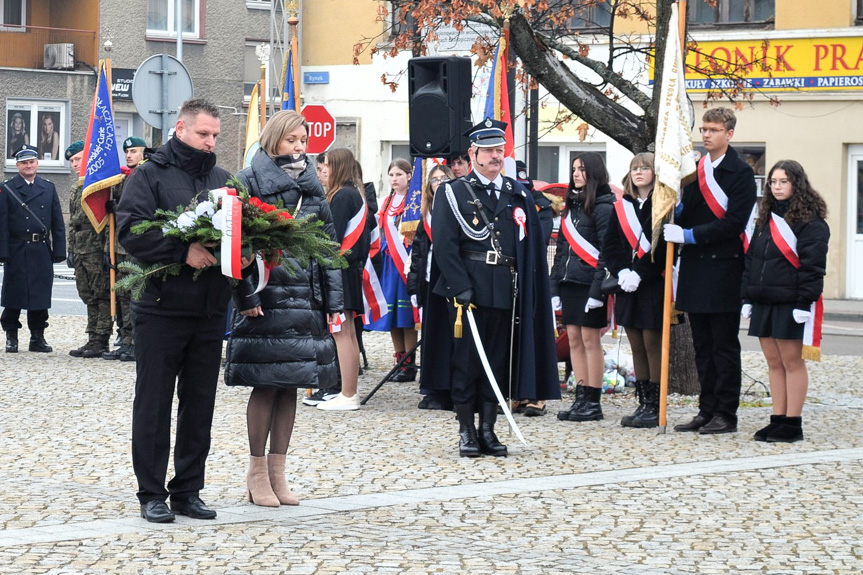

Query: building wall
<box><xmin>302</xmin><ymin>0</ymin><xmax>382</xmax><ymax>66</ymax></box>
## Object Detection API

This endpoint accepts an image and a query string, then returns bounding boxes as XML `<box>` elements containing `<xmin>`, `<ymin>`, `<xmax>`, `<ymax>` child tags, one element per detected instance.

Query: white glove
<box><xmin>663</xmin><ymin>223</ymin><xmax>685</xmax><ymax>244</ymax></box>
<box><xmin>620</xmin><ymin>271</ymin><xmax>641</xmax><ymax>293</ymax></box>
<box><xmin>617</xmin><ymin>268</ymin><xmax>632</xmax><ymax>286</ymax></box>
<box><xmin>410</xmin><ymin>294</ymin><xmax>418</xmax><ymax>308</ymax></box>
<box><xmin>584</xmin><ymin>297</ymin><xmax>604</xmax><ymax>313</ymax></box>
<box><xmin>551</xmin><ymin>296</ymin><xmax>562</xmax><ymax>311</ymax></box>
<box><xmin>740</xmin><ymin>303</ymin><xmax>752</xmax><ymax>319</ymax></box>
<box><xmin>792</xmin><ymin>309</ymin><xmax>811</xmax><ymax>324</ymax></box>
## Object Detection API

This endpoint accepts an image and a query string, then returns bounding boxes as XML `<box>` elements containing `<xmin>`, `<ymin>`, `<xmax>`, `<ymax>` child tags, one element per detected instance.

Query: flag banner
<box><xmin>81</xmin><ymin>61</ymin><xmax>124</xmax><ymax>232</ymax></box>
<box><xmin>651</xmin><ymin>2</ymin><xmax>696</xmax><ymax>249</ymax></box>
<box><xmin>281</xmin><ymin>49</ymin><xmax>296</xmax><ymax>111</ymax></box>
<box><xmin>802</xmin><ymin>295</ymin><xmax>824</xmax><ymax>361</ymax></box>
<box><xmin>400</xmin><ymin>157</ymin><xmax>424</xmax><ymax>238</ymax></box>
<box><xmin>484</xmin><ymin>28</ymin><xmax>517</xmax><ymax>178</ymax></box>
<box><xmin>244</xmin><ymin>82</ymin><xmax>261</xmax><ymax>168</ymax></box>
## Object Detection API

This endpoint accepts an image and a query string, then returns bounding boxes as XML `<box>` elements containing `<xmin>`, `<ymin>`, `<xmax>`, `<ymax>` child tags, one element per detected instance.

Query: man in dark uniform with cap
<box><xmin>0</xmin><ymin>145</ymin><xmax>66</xmax><ymax>352</ymax></box>
<box><xmin>66</xmin><ymin>140</ymin><xmax>113</xmax><ymax>358</ymax></box>
<box><xmin>425</xmin><ymin>118</ymin><xmax>559</xmax><ymax>457</ymax></box>
<box><xmin>102</xmin><ymin>136</ymin><xmax>150</xmax><ymax>361</ymax></box>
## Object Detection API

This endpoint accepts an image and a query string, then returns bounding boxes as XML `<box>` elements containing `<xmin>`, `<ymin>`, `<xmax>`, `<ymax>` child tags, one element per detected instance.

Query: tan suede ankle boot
<box><xmin>267</xmin><ymin>453</ymin><xmax>299</xmax><ymax>505</ymax></box>
<box><xmin>247</xmin><ymin>455</ymin><xmax>279</xmax><ymax>507</ymax></box>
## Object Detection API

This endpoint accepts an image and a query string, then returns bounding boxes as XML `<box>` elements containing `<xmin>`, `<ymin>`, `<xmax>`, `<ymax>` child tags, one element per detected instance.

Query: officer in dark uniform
<box><xmin>66</xmin><ymin>140</ymin><xmax>112</xmax><ymax>358</ymax></box>
<box><xmin>428</xmin><ymin>119</ymin><xmax>559</xmax><ymax>458</ymax></box>
<box><xmin>0</xmin><ymin>145</ymin><xmax>66</xmax><ymax>353</ymax></box>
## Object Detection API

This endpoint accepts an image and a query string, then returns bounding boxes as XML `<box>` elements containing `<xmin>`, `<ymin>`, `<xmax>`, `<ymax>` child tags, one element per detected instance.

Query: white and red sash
<box><xmin>614</xmin><ymin>199</ymin><xmax>650</xmax><ymax>258</ymax></box>
<box><xmin>212</xmin><ymin>187</ymin><xmax>243</xmax><ymax>279</ymax></box>
<box><xmin>381</xmin><ymin>193</ymin><xmax>410</xmax><ymax>282</ymax></box>
<box><xmin>368</xmin><ymin>215</ymin><xmax>381</xmax><ymax>258</ymax></box>
<box><xmin>423</xmin><ymin>212</ymin><xmax>432</xmax><ymax>243</ymax></box>
<box><xmin>769</xmin><ymin>212</ymin><xmax>823</xmax><ymax>360</ymax></box>
<box><xmin>741</xmin><ymin>205</ymin><xmax>758</xmax><ymax>253</ymax></box>
<box><xmin>561</xmin><ymin>210</ymin><xmax>599</xmax><ymax>268</ymax></box>
<box><xmin>362</xmin><ymin>257</ymin><xmax>388</xmax><ymax>323</ymax></box>
<box><xmin>340</xmin><ymin>201</ymin><xmax>368</xmax><ymax>255</ymax></box>
<box><xmin>696</xmin><ymin>155</ymin><xmax>728</xmax><ymax>219</ymax></box>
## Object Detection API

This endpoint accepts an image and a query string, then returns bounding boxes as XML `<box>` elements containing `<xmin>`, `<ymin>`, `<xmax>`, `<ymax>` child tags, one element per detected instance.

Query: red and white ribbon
<box><xmin>513</xmin><ymin>206</ymin><xmax>527</xmax><ymax>241</ymax></box>
<box><xmin>614</xmin><ymin>199</ymin><xmax>650</xmax><ymax>258</ymax></box>
<box><xmin>423</xmin><ymin>212</ymin><xmax>433</xmax><ymax>243</ymax></box>
<box><xmin>362</xmin><ymin>256</ymin><xmax>388</xmax><ymax>323</ymax></box>
<box><xmin>382</xmin><ymin>194</ymin><xmax>410</xmax><ymax>283</ymax></box>
<box><xmin>341</xmin><ymin>201</ymin><xmax>368</xmax><ymax>255</ymax></box>
<box><xmin>212</xmin><ymin>187</ymin><xmax>243</xmax><ymax>279</ymax></box>
<box><xmin>803</xmin><ymin>295</ymin><xmax>824</xmax><ymax>357</ymax></box>
<box><xmin>329</xmin><ymin>312</ymin><xmax>346</xmax><ymax>334</ymax></box>
<box><xmin>742</xmin><ymin>205</ymin><xmax>758</xmax><ymax>253</ymax></box>
<box><xmin>696</xmin><ymin>155</ymin><xmax>728</xmax><ymax>219</ymax></box>
<box><xmin>769</xmin><ymin>213</ymin><xmax>801</xmax><ymax>269</ymax></box>
<box><xmin>252</xmin><ymin>254</ymin><xmax>271</xmax><ymax>294</ymax></box>
<box><xmin>561</xmin><ymin>211</ymin><xmax>599</xmax><ymax>268</ymax></box>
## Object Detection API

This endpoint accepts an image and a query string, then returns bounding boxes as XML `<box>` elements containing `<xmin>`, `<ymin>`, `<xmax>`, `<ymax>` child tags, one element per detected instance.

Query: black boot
<box><xmin>5</xmin><ymin>330</ymin><xmax>18</xmax><ymax>353</ymax></box>
<box><xmin>766</xmin><ymin>416</ymin><xmax>803</xmax><ymax>443</ymax></box>
<box><xmin>391</xmin><ymin>353</ymin><xmax>417</xmax><ymax>382</ymax></box>
<box><xmin>478</xmin><ymin>402</ymin><xmax>507</xmax><ymax>457</ymax></box>
<box><xmin>630</xmin><ymin>381</ymin><xmax>659</xmax><ymax>428</ymax></box>
<box><xmin>567</xmin><ymin>386</ymin><xmax>603</xmax><ymax>421</ymax></box>
<box><xmin>620</xmin><ymin>380</ymin><xmax>646</xmax><ymax>427</ymax></box>
<box><xmin>557</xmin><ymin>385</ymin><xmax>587</xmax><ymax>421</ymax></box>
<box><xmin>69</xmin><ymin>340</ymin><xmax>92</xmax><ymax>358</ymax></box>
<box><xmin>754</xmin><ymin>414</ymin><xmax>786</xmax><ymax>442</ymax></box>
<box><xmin>454</xmin><ymin>403</ymin><xmax>481</xmax><ymax>458</ymax></box>
<box><xmin>29</xmin><ymin>330</ymin><xmax>52</xmax><ymax>353</ymax></box>
<box><xmin>82</xmin><ymin>336</ymin><xmax>110</xmax><ymax>358</ymax></box>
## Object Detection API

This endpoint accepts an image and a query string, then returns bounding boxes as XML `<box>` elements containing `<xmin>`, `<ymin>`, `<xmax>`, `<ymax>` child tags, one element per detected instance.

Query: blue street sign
<box><xmin>303</xmin><ymin>71</ymin><xmax>330</xmax><ymax>84</ymax></box>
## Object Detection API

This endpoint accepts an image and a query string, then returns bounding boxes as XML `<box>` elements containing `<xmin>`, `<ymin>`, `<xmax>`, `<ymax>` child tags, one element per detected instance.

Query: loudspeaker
<box><xmin>408</xmin><ymin>56</ymin><xmax>472</xmax><ymax>158</ymax></box>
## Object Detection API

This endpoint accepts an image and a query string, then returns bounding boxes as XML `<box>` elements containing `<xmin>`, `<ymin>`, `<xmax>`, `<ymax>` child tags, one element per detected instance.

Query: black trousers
<box><xmin>131</xmin><ymin>311</ymin><xmax>225</xmax><ymax>504</ymax></box>
<box><xmin>447</xmin><ymin>304</ymin><xmax>511</xmax><ymax>406</ymax></box>
<box><xmin>1</xmin><ymin>308</ymin><xmax>48</xmax><ymax>332</ymax></box>
<box><xmin>688</xmin><ymin>311</ymin><xmax>742</xmax><ymax>422</ymax></box>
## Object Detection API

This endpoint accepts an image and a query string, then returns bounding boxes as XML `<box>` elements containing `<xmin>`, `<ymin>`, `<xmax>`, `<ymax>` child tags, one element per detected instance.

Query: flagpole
<box><xmin>101</xmin><ymin>57</ymin><xmax>118</xmax><ymax>320</ymax></box>
<box><xmin>259</xmin><ymin>62</ymin><xmax>267</xmax><ymax>129</ymax></box>
<box><xmin>658</xmin><ymin>1</ymin><xmax>687</xmax><ymax>433</ymax></box>
<box><xmin>288</xmin><ymin>5</ymin><xmax>301</xmax><ymax>111</ymax></box>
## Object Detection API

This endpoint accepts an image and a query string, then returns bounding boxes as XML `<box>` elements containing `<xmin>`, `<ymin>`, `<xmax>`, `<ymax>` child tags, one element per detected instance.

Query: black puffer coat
<box><xmin>741</xmin><ymin>208</ymin><xmax>829</xmax><ymax>310</ymax></box>
<box><xmin>549</xmin><ymin>184</ymin><xmax>615</xmax><ymax>301</ymax></box>
<box><xmin>224</xmin><ymin>150</ymin><xmax>343</xmax><ymax>390</ymax></box>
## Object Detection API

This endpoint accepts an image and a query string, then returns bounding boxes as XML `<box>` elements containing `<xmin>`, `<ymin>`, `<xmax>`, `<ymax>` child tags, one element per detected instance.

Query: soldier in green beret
<box><xmin>66</xmin><ymin>140</ymin><xmax>113</xmax><ymax>358</ymax></box>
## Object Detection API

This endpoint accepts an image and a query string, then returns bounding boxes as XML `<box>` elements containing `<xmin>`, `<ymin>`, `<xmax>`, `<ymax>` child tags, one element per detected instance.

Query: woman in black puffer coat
<box><xmin>741</xmin><ymin>159</ymin><xmax>829</xmax><ymax>444</ymax></box>
<box><xmin>550</xmin><ymin>151</ymin><xmax>615</xmax><ymax>423</ymax></box>
<box><xmin>225</xmin><ymin>110</ymin><xmax>343</xmax><ymax>507</ymax></box>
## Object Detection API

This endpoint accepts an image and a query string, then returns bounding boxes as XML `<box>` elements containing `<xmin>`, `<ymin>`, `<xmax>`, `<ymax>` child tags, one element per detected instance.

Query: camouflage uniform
<box><xmin>106</xmin><ymin>179</ymin><xmax>133</xmax><ymax>348</ymax></box>
<box><xmin>68</xmin><ymin>182</ymin><xmax>112</xmax><ymax>355</ymax></box>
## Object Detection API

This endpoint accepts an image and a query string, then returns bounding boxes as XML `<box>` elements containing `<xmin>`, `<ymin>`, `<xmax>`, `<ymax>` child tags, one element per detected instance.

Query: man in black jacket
<box><xmin>664</xmin><ymin>107</ymin><xmax>757</xmax><ymax>434</ymax></box>
<box><xmin>117</xmin><ymin>99</ymin><xmax>235</xmax><ymax>523</ymax></box>
<box><xmin>427</xmin><ymin>119</ymin><xmax>559</xmax><ymax>458</ymax></box>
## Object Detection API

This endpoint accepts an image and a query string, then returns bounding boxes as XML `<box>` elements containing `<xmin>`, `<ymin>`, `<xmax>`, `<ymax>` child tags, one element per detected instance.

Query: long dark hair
<box><xmin>758</xmin><ymin>160</ymin><xmax>827</xmax><ymax>229</ymax></box>
<box><xmin>567</xmin><ymin>151</ymin><xmax>609</xmax><ymax>216</ymax></box>
<box><xmin>325</xmin><ymin>148</ymin><xmax>363</xmax><ymax>204</ymax></box>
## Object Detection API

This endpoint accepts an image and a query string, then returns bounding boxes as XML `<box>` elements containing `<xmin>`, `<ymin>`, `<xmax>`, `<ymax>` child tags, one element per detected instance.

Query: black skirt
<box><xmin>614</xmin><ymin>276</ymin><xmax>664</xmax><ymax>331</ymax></box>
<box><xmin>560</xmin><ymin>283</ymin><xmax>608</xmax><ymax>329</ymax></box>
<box><xmin>342</xmin><ymin>267</ymin><xmax>364</xmax><ymax>313</ymax></box>
<box><xmin>748</xmin><ymin>302</ymin><xmax>804</xmax><ymax>340</ymax></box>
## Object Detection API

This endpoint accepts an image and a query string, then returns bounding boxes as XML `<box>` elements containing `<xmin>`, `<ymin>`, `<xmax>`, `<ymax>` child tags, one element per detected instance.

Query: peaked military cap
<box><xmin>465</xmin><ymin>118</ymin><xmax>507</xmax><ymax>148</ymax></box>
<box><xmin>14</xmin><ymin>145</ymin><xmax>38</xmax><ymax>162</ymax></box>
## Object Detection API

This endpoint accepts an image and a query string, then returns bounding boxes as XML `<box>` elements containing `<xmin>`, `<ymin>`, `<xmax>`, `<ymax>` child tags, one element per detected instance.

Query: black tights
<box><xmin>247</xmin><ymin>387</ymin><xmax>297</xmax><ymax>457</ymax></box>
<box><xmin>626</xmin><ymin>327</ymin><xmax>662</xmax><ymax>383</ymax></box>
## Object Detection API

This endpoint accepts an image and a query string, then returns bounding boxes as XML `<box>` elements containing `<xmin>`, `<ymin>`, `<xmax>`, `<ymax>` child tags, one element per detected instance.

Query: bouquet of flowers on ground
<box><xmin>114</xmin><ymin>180</ymin><xmax>345</xmax><ymax>299</ymax></box>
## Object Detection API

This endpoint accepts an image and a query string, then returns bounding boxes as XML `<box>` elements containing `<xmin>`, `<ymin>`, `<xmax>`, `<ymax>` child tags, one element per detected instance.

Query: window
<box><xmin>570</xmin><ymin>0</ymin><xmax>612</xmax><ymax>29</ymax></box>
<box><xmin>389</xmin><ymin>1</ymin><xmax>416</xmax><ymax>38</ymax></box>
<box><xmin>147</xmin><ymin>0</ymin><xmax>200</xmax><ymax>38</ymax></box>
<box><xmin>6</xmin><ymin>100</ymin><xmax>69</xmax><ymax>171</ymax></box>
<box><xmin>1</xmin><ymin>0</ymin><xmax>26</xmax><ymax>28</ymax></box>
<box><xmin>243</xmin><ymin>42</ymin><xmax>285</xmax><ymax>102</ymax></box>
<box><xmin>690</xmin><ymin>0</ymin><xmax>774</xmax><ymax>25</ymax></box>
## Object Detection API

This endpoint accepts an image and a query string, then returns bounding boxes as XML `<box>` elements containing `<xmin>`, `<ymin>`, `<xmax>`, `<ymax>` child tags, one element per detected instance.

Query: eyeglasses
<box><xmin>630</xmin><ymin>166</ymin><xmax>652</xmax><ymax>173</ymax></box>
<box><xmin>698</xmin><ymin>127</ymin><xmax>726</xmax><ymax>135</ymax></box>
<box><xmin>429</xmin><ymin>177</ymin><xmax>450</xmax><ymax>185</ymax></box>
<box><xmin>768</xmin><ymin>179</ymin><xmax>791</xmax><ymax>187</ymax></box>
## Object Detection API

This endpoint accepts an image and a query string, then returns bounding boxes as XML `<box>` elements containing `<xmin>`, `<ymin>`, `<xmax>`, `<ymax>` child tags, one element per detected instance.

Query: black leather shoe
<box><xmin>674</xmin><ymin>414</ymin><xmax>711</xmax><ymax>432</ymax></box>
<box><xmin>140</xmin><ymin>500</ymin><xmax>175</xmax><ymax>523</ymax></box>
<box><xmin>5</xmin><ymin>332</ymin><xmax>18</xmax><ymax>353</ymax></box>
<box><xmin>29</xmin><ymin>336</ymin><xmax>52</xmax><ymax>353</ymax></box>
<box><xmin>171</xmin><ymin>495</ymin><xmax>217</xmax><ymax>519</ymax></box>
<box><xmin>698</xmin><ymin>414</ymin><xmax>737</xmax><ymax>434</ymax></box>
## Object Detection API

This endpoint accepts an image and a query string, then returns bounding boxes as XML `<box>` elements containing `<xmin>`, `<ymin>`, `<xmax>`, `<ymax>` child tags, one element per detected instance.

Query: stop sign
<box><xmin>302</xmin><ymin>104</ymin><xmax>336</xmax><ymax>155</ymax></box>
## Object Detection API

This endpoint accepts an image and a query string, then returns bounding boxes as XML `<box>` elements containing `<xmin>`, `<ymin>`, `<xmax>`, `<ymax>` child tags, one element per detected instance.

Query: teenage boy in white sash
<box><xmin>663</xmin><ymin>107</ymin><xmax>757</xmax><ymax>434</ymax></box>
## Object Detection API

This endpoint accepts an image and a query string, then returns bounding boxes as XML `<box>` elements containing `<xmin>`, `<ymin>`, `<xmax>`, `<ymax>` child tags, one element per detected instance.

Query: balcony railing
<box><xmin>0</xmin><ymin>25</ymin><xmax>96</xmax><ymax>69</ymax></box>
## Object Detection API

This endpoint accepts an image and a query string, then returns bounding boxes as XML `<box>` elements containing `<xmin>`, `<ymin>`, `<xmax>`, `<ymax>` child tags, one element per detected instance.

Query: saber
<box><xmin>465</xmin><ymin>308</ymin><xmax>527</xmax><ymax>445</ymax></box>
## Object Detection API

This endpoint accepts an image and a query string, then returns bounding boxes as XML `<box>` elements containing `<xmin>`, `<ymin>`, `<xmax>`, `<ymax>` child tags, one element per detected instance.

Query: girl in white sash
<box><xmin>741</xmin><ymin>160</ymin><xmax>829</xmax><ymax>443</ymax></box>
<box><xmin>551</xmin><ymin>152</ymin><xmax>616</xmax><ymax>422</ymax></box>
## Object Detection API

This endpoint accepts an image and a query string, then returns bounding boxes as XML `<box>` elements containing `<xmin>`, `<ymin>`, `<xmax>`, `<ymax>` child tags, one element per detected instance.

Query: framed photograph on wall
<box><xmin>5</xmin><ymin>99</ymin><xmax>69</xmax><ymax>171</ymax></box>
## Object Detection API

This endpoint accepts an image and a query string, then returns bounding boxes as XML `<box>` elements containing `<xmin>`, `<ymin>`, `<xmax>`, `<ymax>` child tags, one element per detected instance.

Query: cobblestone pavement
<box><xmin>0</xmin><ymin>317</ymin><xmax>861</xmax><ymax>574</ymax></box>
